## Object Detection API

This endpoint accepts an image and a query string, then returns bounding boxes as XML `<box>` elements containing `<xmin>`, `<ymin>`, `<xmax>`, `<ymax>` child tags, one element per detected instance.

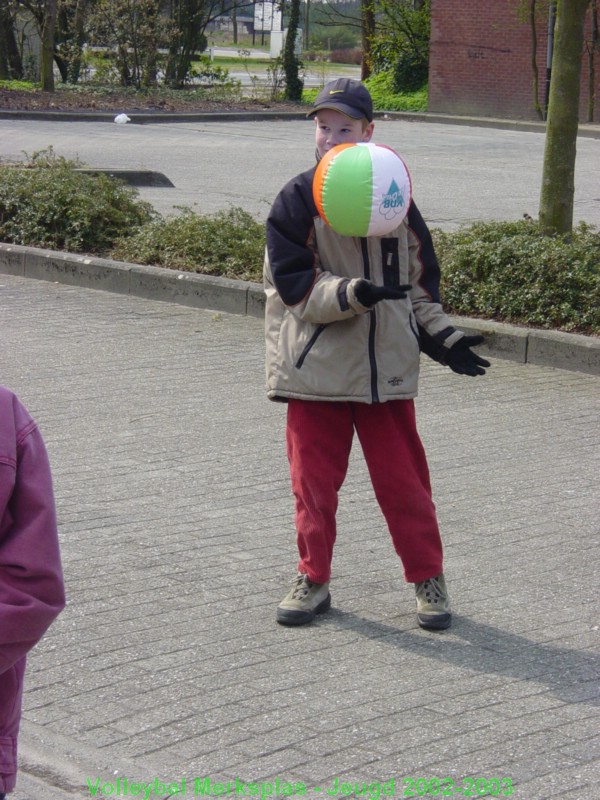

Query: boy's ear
<box><xmin>362</xmin><ymin>121</ymin><xmax>375</xmax><ymax>142</ymax></box>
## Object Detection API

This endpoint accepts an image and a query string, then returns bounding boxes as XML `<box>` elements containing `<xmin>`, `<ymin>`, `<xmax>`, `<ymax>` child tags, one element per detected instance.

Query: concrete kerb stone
<box><xmin>1</xmin><ymin>107</ymin><xmax>599</xmax><ymax>137</ymax></box>
<box><xmin>1</xmin><ymin>241</ymin><xmax>598</xmax><ymax>375</ymax></box>
<box><xmin>18</xmin><ymin>718</ymin><xmax>176</xmax><ymax>800</ymax></box>
<box><xmin>0</xmin><ymin>242</ymin><xmax>263</xmax><ymax>318</ymax></box>
<box><xmin>527</xmin><ymin>327</ymin><xmax>600</xmax><ymax>373</ymax></box>
<box><xmin>74</xmin><ymin>167</ymin><xmax>175</xmax><ymax>187</ymax></box>
<box><xmin>446</xmin><ymin>316</ymin><xmax>530</xmax><ymax>364</ymax></box>
<box><xmin>444</xmin><ymin>316</ymin><xmax>600</xmax><ymax>375</ymax></box>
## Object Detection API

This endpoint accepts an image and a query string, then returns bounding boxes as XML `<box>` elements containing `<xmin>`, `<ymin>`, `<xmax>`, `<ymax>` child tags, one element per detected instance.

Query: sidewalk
<box><xmin>2</xmin><ymin>272</ymin><xmax>599</xmax><ymax>800</ymax></box>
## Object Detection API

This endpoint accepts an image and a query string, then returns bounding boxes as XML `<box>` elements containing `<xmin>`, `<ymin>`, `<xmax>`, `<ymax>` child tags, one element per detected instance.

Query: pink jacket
<box><xmin>0</xmin><ymin>387</ymin><xmax>65</xmax><ymax>794</ymax></box>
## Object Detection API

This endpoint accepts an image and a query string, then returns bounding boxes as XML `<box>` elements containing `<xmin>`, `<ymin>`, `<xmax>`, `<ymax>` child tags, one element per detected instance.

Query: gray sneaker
<box><xmin>277</xmin><ymin>573</ymin><xmax>331</xmax><ymax>626</ymax></box>
<box><xmin>415</xmin><ymin>573</ymin><xmax>451</xmax><ymax>630</ymax></box>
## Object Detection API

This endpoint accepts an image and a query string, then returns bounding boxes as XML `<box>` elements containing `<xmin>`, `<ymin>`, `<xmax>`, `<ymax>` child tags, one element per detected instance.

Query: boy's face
<box><xmin>314</xmin><ymin>108</ymin><xmax>374</xmax><ymax>159</ymax></box>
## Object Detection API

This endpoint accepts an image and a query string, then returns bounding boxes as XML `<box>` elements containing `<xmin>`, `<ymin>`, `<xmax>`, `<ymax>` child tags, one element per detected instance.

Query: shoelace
<box><xmin>417</xmin><ymin>576</ymin><xmax>443</xmax><ymax>604</ymax></box>
<box><xmin>290</xmin><ymin>574</ymin><xmax>311</xmax><ymax>599</ymax></box>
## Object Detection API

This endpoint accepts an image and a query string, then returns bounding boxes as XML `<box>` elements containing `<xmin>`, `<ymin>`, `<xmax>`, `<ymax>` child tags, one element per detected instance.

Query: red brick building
<box><xmin>428</xmin><ymin>0</ymin><xmax>600</xmax><ymax>122</ymax></box>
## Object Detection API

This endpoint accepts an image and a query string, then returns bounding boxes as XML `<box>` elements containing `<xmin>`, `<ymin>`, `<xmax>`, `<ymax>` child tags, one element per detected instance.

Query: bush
<box><xmin>111</xmin><ymin>206</ymin><xmax>265</xmax><ymax>282</ymax></box>
<box><xmin>433</xmin><ymin>220</ymin><xmax>600</xmax><ymax>335</ymax></box>
<box><xmin>393</xmin><ymin>51</ymin><xmax>429</xmax><ymax>93</ymax></box>
<box><xmin>2</xmin><ymin>149</ymin><xmax>597</xmax><ymax>335</ymax></box>
<box><xmin>364</xmin><ymin>71</ymin><xmax>428</xmax><ymax>112</ymax></box>
<box><xmin>330</xmin><ymin>49</ymin><xmax>363</xmax><ymax>65</ymax></box>
<box><xmin>302</xmin><ymin>76</ymin><xmax>427</xmax><ymax>113</ymax></box>
<box><xmin>0</xmin><ymin>149</ymin><xmax>154</xmax><ymax>253</ymax></box>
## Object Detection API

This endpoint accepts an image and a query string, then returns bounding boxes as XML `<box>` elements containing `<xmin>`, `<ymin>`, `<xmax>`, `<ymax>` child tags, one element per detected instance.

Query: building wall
<box><xmin>429</xmin><ymin>0</ymin><xmax>600</xmax><ymax>122</ymax></box>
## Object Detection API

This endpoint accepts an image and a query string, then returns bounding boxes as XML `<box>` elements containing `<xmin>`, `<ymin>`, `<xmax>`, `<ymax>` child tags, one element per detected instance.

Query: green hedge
<box><xmin>0</xmin><ymin>149</ymin><xmax>153</xmax><ymax>253</ymax></box>
<box><xmin>1</xmin><ymin>154</ymin><xmax>598</xmax><ymax>335</ymax></box>
<box><xmin>111</xmin><ymin>207</ymin><xmax>265</xmax><ymax>283</ymax></box>
<box><xmin>434</xmin><ymin>220</ymin><xmax>600</xmax><ymax>335</ymax></box>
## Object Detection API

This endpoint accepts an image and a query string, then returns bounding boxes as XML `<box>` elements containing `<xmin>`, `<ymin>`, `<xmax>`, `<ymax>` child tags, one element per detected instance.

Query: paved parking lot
<box><xmin>1</xmin><ymin>272</ymin><xmax>599</xmax><ymax>800</ymax></box>
<box><xmin>1</xmin><ymin>116</ymin><xmax>599</xmax><ymax>228</ymax></box>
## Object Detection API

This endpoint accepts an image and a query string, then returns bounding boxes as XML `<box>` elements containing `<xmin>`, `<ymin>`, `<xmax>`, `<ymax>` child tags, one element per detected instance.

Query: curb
<box><xmin>1</xmin><ymin>107</ymin><xmax>599</xmax><ymax>138</ymax></box>
<box><xmin>0</xmin><ymin>109</ymin><xmax>309</xmax><ymax>124</ymax></box>
<box><xmin>16</xmin><ymin>719</ymin><xmax>176</xmax><ymax>799</ymax></box>
<box><xmin>1</xmin><ymin>242</ymin><xmax>598</xmax><ymax>376</ymax></box>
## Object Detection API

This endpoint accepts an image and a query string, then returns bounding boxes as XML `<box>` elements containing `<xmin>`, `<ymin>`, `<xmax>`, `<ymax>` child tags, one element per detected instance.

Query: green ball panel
<box><xmin>321</xmin><ymin>147</ymin><xmax>374</xmax><ymax>237</ymax></box>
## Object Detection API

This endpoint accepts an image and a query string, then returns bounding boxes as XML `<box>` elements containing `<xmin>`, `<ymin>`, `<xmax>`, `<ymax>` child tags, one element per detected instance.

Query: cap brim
<box><xmin>306</xmin><ymin>103</ymin><xmax>366</xmax><ymax>120</ymax></box>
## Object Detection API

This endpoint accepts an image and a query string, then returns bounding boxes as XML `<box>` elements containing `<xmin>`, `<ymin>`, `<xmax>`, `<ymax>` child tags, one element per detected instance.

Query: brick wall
<box><xmin>429</xmin><ymin>0</ymin><xmax>600</xmax><ymax>122</ymax></box>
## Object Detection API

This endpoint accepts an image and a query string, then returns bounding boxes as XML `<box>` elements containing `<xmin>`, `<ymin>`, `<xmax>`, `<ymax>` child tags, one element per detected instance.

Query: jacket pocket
<box><xmin>295</xmin><ymin>324</ymin><xmax>328</xmax><ymax>369</ymax></box>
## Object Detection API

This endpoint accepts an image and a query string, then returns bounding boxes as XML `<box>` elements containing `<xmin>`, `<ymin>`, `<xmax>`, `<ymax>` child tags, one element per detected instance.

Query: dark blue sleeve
<box><xmin>408</xmin><ymin>201</ymin><xmax>456</xmax><ymax>361</ymax></box>
<box><xmin>266</xmin><ymin>168</ymin><xmax>320</xmax><ymax>307</ymax></box>
<box><xmin>407</xmin><ymin>200</ymin><xmax>442</xmax><ymax>303</ymax></box>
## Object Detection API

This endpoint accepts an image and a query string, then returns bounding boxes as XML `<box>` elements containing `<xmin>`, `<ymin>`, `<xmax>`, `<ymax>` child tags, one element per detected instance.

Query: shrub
<box><xmin>0</xmin><ymin>149</ymin><xmax>154</xmax><ymax>253</ymax></box>
<box><xmin>111</xmin><ymin>206</ymin><xmax>265</xmax><ymax>283</ymax></box>
<box><xmin>330</xmin><ymin>48</ymin><xmax>363</xmax><ymax>65</ymax></box>
<box><xmin>433</xmin><ymin>220</ymin><xmax>600</xmax><ymax>335</ymax></box>
<box><xmin>2</xmin><ymin>148</ymin><xmax>597</xmax><ymax>336</ymax></box>
<box><xmin>393</xmin><ymin>51</ymin><xmax>429</xmax><ymax>93</ymax></box>
<box><xmin>302</xmin><ymin>77</ymin><xmax>427</xmax><ymax>113</ymax></box>
<box><xmin>364</xmin><ymin>71</ymin><xmax>428</xmax><ymax>112</ymax></box>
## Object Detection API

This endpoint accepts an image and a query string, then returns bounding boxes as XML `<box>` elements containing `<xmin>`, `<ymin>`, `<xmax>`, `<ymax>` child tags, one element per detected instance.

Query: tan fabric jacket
<box><xmin>264</xmin><ymin>166</ymin><xmax>462</xmax><ymax>403</ymax></box>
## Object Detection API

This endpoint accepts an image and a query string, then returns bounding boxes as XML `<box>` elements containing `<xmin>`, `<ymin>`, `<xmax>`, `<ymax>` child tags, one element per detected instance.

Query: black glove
<box><xmin>445</xmin><ymin>335</ymin><xmax>491</xmax><ymax>376</ymax></box>
<box><xmin>355</xmin><ymin>279</ymin><xmax>412</xmax><ymax>308</ymax></box>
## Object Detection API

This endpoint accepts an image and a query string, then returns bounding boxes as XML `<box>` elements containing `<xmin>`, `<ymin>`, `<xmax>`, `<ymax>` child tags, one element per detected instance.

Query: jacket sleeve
<box><xmin>406</xmin><ymin>201</ymin><xmax>464</xmax><ymax>362</ymax></box>
<box><xmin>265</xmin><ymin>169</ymin><xmax>360</xmax><ymax>325</ymax></box>
<box><xmin>0</xmin><ymin>393</ymin><xmax>65</xmax><ymax>674</ymax></box>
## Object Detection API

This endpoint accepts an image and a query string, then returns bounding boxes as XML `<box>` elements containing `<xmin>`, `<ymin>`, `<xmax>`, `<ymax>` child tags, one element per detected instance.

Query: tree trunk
<box><xmin>588</xmin><ymin>0</ymin><xmax>598</xmax><ymax>121</ymax></box>
<box><xmin>69</xmin><ymin>0</ymin><xmax>88</xmax><ymax>84</ymax></box>
<box><xmin>283</xmin><ymin>0</ymin><xmax>303</xmax><ymax>101</ymax></box>
<box><xmin>361</xmin><ymin>0</ymin><xmax>375</xmax><ymax>80</ymax></box>
<box><xmin>0</xmin><ymin>1</ymin><xmax>23</xmax><ymax>79</ymax></box>
<box><xmin>41</xmin><ymin>0</ymin><xmax>58</xmax><ymax>91</ymax></box>
<box><xmin>539</xmin><ymin>0</ymin><xmax>591</xmax><ymax>235</ymax></box>
<box><xmin>530</xmin><ymin>0</ymin><xmax>544</xmax><ymax>119</ymax></box>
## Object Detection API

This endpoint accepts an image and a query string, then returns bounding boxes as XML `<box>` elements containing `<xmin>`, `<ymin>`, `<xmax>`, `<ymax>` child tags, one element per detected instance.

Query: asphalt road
<box><xmin>1</xmin><ymin>116</ymin><xmax>599</xmax><ymax>229</ymax></box>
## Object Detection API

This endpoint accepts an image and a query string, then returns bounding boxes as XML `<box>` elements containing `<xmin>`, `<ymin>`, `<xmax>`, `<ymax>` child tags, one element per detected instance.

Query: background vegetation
<box><xmin>1</xmin><ymin>152</ymin><xmax>597</xmax><ymax>335</ymax></box>
<box><xmin>0</xmin><ymin>1</ymin><xmax>428</xmax><ymax>104</ymax></box>
<box><xmin>1</xmin><ymin>2</ymin><xmax>598</xmax><ymax>334</ymax></box>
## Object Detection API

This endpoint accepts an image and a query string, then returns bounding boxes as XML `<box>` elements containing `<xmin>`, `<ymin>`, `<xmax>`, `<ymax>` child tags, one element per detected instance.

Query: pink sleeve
<box><xmin>0</xmin><ymin>391</ymin><xmax>65</xmax><ymax>674</ymax></box>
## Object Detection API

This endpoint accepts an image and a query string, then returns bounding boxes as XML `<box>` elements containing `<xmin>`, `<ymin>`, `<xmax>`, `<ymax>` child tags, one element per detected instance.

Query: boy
<box><xmin>0</xmin><ymin>386</ymin><xmax>65</xmax><ymax>798</ymax></box>
<box><xmin>264</xmin><ymin>78</ymin><xmax>489</xmax><ymax>630</ymax></box>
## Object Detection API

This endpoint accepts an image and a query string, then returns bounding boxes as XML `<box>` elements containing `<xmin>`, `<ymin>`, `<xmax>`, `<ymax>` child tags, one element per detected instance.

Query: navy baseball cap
<box><xmin>307</xmin><ymin>78</ymin><xmax>374</xmax><ymax>122</ymax></box>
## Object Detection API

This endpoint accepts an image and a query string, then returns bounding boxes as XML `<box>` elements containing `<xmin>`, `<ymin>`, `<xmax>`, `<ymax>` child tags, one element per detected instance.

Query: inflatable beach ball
<box><xmin>313</xmin><ymin>142</ymin><xmax>412</xmax><ymax>237</ymax></box>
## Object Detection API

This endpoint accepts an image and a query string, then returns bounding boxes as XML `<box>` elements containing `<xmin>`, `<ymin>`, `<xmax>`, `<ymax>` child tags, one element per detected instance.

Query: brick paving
<box><xmin>1</xmin><ymin>274</ymin><xmax>599</xmax><ymax>800</ymax></box>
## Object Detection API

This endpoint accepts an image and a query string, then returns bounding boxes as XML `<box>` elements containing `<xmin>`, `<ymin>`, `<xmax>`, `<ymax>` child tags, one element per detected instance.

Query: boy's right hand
<box><xmin>355</xmin><ymin>279</ymin><xmax>412</xmax><ymax>308</ymax></box>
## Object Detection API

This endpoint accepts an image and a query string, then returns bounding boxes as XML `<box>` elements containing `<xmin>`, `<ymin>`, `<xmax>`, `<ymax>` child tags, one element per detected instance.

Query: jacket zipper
<box><xmin>295</xmin><ymin>323</ymin><xmax>327</xmax><ymax>369</ymax></box>
<box><xmin>360</xmin><ymin>238</ymin><xmax>380</xmax><ymax>403</ymax></box>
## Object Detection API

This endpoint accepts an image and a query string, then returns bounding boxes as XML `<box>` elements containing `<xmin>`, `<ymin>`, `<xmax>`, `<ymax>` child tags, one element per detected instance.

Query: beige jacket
<box><xmin>264</xmin><ymin>167</ymin><xmax>462</xmax><ymax>403</ymax></box>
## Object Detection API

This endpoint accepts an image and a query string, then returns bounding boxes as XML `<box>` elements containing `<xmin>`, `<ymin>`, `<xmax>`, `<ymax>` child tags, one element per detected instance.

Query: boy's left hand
<box><xmin>446</xmin><ymin>335</ymin><xmax>491</xmax><ymax>376</ymax></box>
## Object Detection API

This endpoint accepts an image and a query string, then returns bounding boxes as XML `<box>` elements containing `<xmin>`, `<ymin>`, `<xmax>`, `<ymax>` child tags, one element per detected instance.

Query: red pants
<box><xmin>286</xmin><ymin>399</ymin><xmax>444</xmax><ymax>584</ymax></box>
